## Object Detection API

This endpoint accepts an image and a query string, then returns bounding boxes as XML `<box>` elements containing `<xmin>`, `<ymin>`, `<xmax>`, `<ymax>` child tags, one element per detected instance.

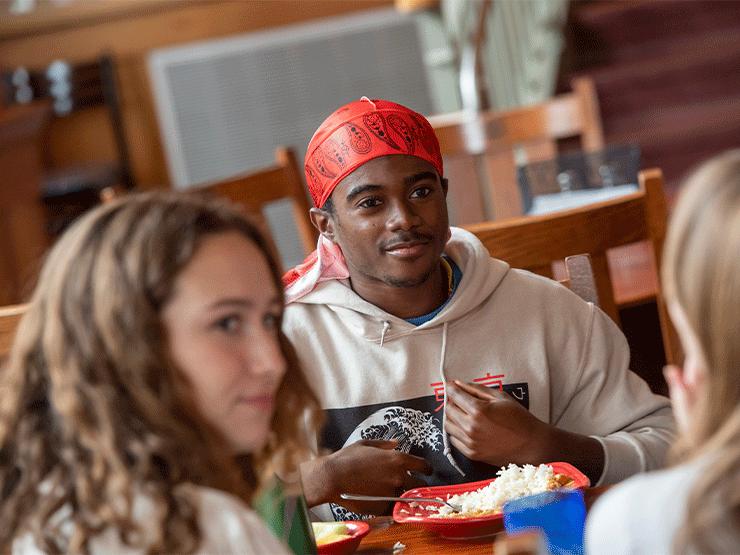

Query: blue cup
<box><xmin>502</xmin><ymin>488</ymin><xmax>586</xmax><ymax>555</ymax></box>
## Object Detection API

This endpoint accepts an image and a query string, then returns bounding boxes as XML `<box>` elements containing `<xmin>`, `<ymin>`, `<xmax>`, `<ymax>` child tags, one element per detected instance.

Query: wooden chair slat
<box><xmin>564</xmin><ymin>254</ymin><xmax>600</xmax><ymax>309</ymax></box>
<box><xmin>429</xmin><ymin>76</ymin><xmax>604</xmax><ymax>225</ymax></box>
<box><xmin>202</xmin><ymin>146</ymin><xmax>318</xmax><ymax>257</ymax></box>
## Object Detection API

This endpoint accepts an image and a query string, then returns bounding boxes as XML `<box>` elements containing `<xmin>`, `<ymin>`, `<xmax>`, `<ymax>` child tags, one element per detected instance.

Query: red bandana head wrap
<box><xmin>304</xmin><ymin>97</ymin><xmax>444</xmax><ymax>209</ymax></box>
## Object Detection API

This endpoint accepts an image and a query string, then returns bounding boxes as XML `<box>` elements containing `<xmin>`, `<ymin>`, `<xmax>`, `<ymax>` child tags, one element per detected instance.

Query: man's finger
<box><xmin>443</xmin><ymin>416</ymin><xmax>467</xmax><ymax>443</ymax></box>
<box><xmin>443</xmin><ymin>395</ymin><xmax>463</xmax><ymax>423</ymax></box>
<box><xmin>446</xmin><ymin>381</ymin><xmax>495</xmax><ymax>413</ymax></box>
<box><xmin>358</xmin><ymin>438</ymin><xmax>400</xmax><ymax>450</ymax></box>
<box><xmin>447</xmin><ymin>434</ymin><xmax>473</xmax><ymax>459</ymax></box>
<box><xmin>452</xmin><ymin>379</ymin><xmax>502</xmax><ymax>400</ymax></box>
<box><xmin>397</xmin><ymin>450</ymin><xmax>433</xmax><ymax>471</ymax></box>
<box><xmin>403</xmin><ymin>455</ymin><xmax>434</xmax><ymax>476</ymax></box>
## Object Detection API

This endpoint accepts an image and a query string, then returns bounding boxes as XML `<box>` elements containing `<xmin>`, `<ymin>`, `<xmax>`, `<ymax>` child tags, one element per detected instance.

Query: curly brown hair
<box><xmin>662</xmin><ymin>149</ymin><xmax>740</xmax><ymax>553</ymax></box>
<box><xmin>0</xmin><ymin>191</ymin><xmax>320</xmax><ymax>554</ymax></box>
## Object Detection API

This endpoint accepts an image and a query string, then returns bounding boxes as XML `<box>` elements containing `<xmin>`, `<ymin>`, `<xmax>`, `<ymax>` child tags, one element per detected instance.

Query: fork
<box><xmin>339</xmin><ymin>493</ymin><xmax>462</xmax><ymax>512</ymax></box>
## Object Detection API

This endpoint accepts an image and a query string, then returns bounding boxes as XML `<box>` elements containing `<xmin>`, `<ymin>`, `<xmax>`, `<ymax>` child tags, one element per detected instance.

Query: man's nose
<box><xmin>387</xmin><ymin>199</ymin><xmax>421</xmax><ymax>230</ymax></box>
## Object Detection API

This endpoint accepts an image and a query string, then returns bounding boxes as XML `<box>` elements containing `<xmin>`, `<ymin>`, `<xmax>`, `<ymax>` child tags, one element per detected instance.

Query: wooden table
<box><xmin>354</xmin><ymin>486</ymin><xmax>612</xmax><ymax>554</ymax></box>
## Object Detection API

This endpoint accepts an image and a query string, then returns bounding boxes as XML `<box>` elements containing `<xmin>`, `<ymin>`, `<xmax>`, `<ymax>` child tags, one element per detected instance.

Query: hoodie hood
<box><xmin>289</xmin><ymin>227</ymin><xmax>510</xmax><ymax>343</ymax></box>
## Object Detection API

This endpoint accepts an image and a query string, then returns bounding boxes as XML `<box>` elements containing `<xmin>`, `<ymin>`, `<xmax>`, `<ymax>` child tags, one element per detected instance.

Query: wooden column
<box><xmin>0</xmin><ymin>102</ymin><xmax>51</xmax><ymax>304</ymax></box>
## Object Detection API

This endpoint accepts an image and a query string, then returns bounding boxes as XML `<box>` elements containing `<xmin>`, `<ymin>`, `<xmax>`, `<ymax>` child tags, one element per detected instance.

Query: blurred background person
<box><xmin>585</xmin><ymin>149</ymin><xmax>740</xmax><ymax>554</ymax></box>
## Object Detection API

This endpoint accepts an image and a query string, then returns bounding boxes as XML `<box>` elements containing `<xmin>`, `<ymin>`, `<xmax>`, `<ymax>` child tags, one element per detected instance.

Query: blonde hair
<box><xmin>661</xmin><ymin>149</ymin><xmax>740</xmax><ymax>553</ymax></box>
<box><xmin>0</xmin><ymin>191</ymin><xmax>319</xmax><ymax>554</ymax></box>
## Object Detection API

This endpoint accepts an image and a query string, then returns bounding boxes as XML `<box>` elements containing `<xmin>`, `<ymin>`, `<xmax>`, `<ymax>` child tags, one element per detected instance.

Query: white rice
<box><xmin>430</xmin><ymin>463</ymin><xmax>556</xmax><ymax>517</ymax></box>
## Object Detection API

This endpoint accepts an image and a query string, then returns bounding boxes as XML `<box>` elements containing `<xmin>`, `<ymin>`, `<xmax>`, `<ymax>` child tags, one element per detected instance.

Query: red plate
<box><xmin>392</xmin><ymin>462</ymin><xmax>589</xmax><ymax>538</ymax></box>
<box><xmin>316</xmin><ymin>521</ymin><xmax>371</xmax><ymax>555</ymax></box>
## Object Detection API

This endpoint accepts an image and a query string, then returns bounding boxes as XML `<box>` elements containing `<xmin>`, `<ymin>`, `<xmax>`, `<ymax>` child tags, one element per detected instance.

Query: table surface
<box><xmin>352</xmin><ymin>486</ymin><xmax>612</xmax><ymax>555</ymax></box>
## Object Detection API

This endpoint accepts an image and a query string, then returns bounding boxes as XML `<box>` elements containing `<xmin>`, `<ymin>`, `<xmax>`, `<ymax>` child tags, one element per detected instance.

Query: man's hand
<box><xmin>444</xmin><ymin>380</ymin><xmax>552</xmax><ymax>466</ymax></box>
<box><xmin>444</xmin><ymin>380</ymin><xmax>604</xmax><ymax>484</ymax></box>
<box><xmin>300</xmin><ymin>439</ymin><xmax>433</xmax><ymax>515</ymax></box>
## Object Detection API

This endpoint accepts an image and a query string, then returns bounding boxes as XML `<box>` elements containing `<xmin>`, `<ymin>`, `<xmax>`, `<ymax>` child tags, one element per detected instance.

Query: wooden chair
<box><xmin>428</xmin><ymin>76</ymin><xmax>604</xmax><ymax>225</ymax></box>
<box><xmin>463</xmin><ymin>168</ymin><xmax>681</xmax><ymax>367</ymax></box>
<box><xmin>0</xmin><ymin>303</ymin><xmax>26</xmax><ymax>362</ymax></box>
<box><xmin>200</xmin><ymin>146</ymin><xmax>318</xmax><ymax>257</ymax></box>
<box><xmin>1</xmin><ymin>54</ymin><xmax>136</xmax><ymax>238</ymax></box>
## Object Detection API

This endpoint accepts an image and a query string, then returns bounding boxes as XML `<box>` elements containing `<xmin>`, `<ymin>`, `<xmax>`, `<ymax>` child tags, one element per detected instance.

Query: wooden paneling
<box><xmin>0</xmin><ymin>0</ymin><xmax>394</xmax><ymax>189</ymax></box>
<box><xmin>429</xmin><ymin>77</ymin><xmax>604</xmax><ymax>224</ymax></box>
<box><xmin>559</xmin><ymin>0</ymin><xmax>740</xmax><ymax>205</ymax></box>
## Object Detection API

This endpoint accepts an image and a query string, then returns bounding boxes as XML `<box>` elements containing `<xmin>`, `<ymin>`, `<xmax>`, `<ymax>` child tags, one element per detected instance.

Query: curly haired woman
<box><xmin>0</xmin><ymin>191</ymin><xmax>319</xmax><ymax>554</ymax></box>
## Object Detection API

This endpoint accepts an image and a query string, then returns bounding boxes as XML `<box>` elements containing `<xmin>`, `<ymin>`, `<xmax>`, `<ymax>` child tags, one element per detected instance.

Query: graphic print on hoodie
<box><xmin>322</xmin><ymin>383</ymin><xmax>529</xmax><ymax>521</ymax></box>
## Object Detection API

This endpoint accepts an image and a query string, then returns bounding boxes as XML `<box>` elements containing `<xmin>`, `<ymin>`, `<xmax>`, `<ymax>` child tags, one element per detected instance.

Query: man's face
<box><xmin>314</xmin><ymin>154</ymin><xmax>449</xmax><ymax>292</ymax></box>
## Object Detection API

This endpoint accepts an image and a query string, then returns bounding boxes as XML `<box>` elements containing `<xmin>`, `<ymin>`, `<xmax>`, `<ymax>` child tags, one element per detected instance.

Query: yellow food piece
<box><xmin>312</xmin><ymin>522</ymin><xmax>349</xmax><ymax>543</ymax></box>
<box><xmin>554</xmin><ymin>473</ymin><xmax>575</xmax><ymax>488</ymax></box>
<box><xmin>316</xmin><ymin>533</ymin><xmax>350</xmax><ymax>546</ymax></box>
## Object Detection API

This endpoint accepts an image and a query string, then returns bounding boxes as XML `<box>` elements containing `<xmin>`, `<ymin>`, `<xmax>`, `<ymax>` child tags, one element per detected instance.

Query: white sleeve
<box><xmin>195</xmin><ymin>488</ymin><xmax>293</xmax><ymax>555</ymax></box>
<box><xmin>584</xmin><ymin>479</ymin><xmax>640</xmax><ymax>555</ymax></box>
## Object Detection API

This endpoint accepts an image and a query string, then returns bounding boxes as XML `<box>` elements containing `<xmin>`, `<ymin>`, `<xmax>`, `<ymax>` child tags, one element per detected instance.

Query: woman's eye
<box><xmin>215</xmin><ymin>315</ymin><xmax>241</xmax><ymax>333</ymax></box>
<box><xmin>263</xmin><ymin>313</ymin><xmax>281</xmax><ymax>331</ymax></box>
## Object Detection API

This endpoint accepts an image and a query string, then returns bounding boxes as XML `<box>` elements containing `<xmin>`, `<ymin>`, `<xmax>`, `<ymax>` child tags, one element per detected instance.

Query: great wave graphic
<box><xmin>330</xmin><ymin>406</ymin><xmax>442</xmax><ymax>521</ymax></box>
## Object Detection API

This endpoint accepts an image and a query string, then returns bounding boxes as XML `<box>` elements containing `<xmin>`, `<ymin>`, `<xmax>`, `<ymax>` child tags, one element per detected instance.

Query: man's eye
<box><xmin>358</xmin><ymin>197</ymin><xmax>381</xmax><ymax>209</ymax></box>
<box><xmin>411</xmin><ymin>186</ymin><xmax>432</xmax><ymax>199</ymax></box>
<box><xmin>215</xmin><ymin>315</ymin><xmax>241</xmax><ymax>333</ymax></box>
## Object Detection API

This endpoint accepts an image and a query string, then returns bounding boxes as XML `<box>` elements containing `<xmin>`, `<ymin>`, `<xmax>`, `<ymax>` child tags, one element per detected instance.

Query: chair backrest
<box><xmin>2</xmin><ymin>54</ymin><xmax>135</xmax><ymax>238</ymax></box>
<box><xmin>560</xmin><ymin>254</ymin><xmax>600</xmax><ymax>309</ymax></box>
<box><xmin>428</xmin><ymin>76</ymin><xmax>604</xmax><ymax>224</ymax></box>
<box><xmin>0</xmin><ymin>303</ymin><xmax>26</xmax><ymax>362</ymax></box>
<box><xmin>200</xmin><ymin>146</ymin><xmax>318</xmax><ymax>257</ymax></box>
<box><xmin>463</xmin><ymin>168</ymin><xmax>681</xmax><ymax>366</ymax></box>
<box><xmin>1</xmin><ymin>54</ymin><xmax>135</xmax><ymax>192</ymax></box>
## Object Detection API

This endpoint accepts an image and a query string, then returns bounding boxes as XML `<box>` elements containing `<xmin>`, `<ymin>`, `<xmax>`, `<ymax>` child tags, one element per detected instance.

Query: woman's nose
<box><xmin>247</xmin><ymin>332</ymin><xmax>287</xmax><ymax>378</ymax></box>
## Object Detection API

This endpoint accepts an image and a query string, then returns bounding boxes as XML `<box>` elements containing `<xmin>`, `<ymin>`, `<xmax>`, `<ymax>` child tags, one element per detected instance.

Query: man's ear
<box><xmin>441</xmin><ymin>177</ymin><xmax>449</xmax><ymax>197</ymax></box>
<box><xmin>310</xmin><ymin>207</ymin><xmax>337</xmax><ymax>243</ymax></box>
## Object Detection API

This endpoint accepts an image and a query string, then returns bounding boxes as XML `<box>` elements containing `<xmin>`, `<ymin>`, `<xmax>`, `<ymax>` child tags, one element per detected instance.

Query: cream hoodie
<box><xmin>284</xmin><ymin>227</ymin><xmax>675</xmax><ymax>521</ymax></box>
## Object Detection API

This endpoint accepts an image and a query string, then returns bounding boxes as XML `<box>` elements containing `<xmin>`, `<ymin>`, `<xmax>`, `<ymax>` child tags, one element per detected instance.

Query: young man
<box><xmin>284</xmin><ymin>98</ymin><xmax>675</xmax><ymax>521</ymax></box>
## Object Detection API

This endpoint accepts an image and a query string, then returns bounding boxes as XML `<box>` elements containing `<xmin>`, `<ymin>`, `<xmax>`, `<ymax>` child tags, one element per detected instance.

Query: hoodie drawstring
<box><xmin>380</xmin><ymin>320</ymin><xmax>390</xmax><ymax>347</ymax></box>
<box><xmin>439</xmin><ymin>321</ymin><xmax>466</xmax><ymax>476</ymax></box>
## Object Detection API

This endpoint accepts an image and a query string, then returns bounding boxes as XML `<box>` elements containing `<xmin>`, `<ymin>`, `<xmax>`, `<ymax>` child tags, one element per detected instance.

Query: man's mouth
<box><xmin>384</xmin><ymin>239</ymin><xmax>429</xmax><ymax>257</ymax></box>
